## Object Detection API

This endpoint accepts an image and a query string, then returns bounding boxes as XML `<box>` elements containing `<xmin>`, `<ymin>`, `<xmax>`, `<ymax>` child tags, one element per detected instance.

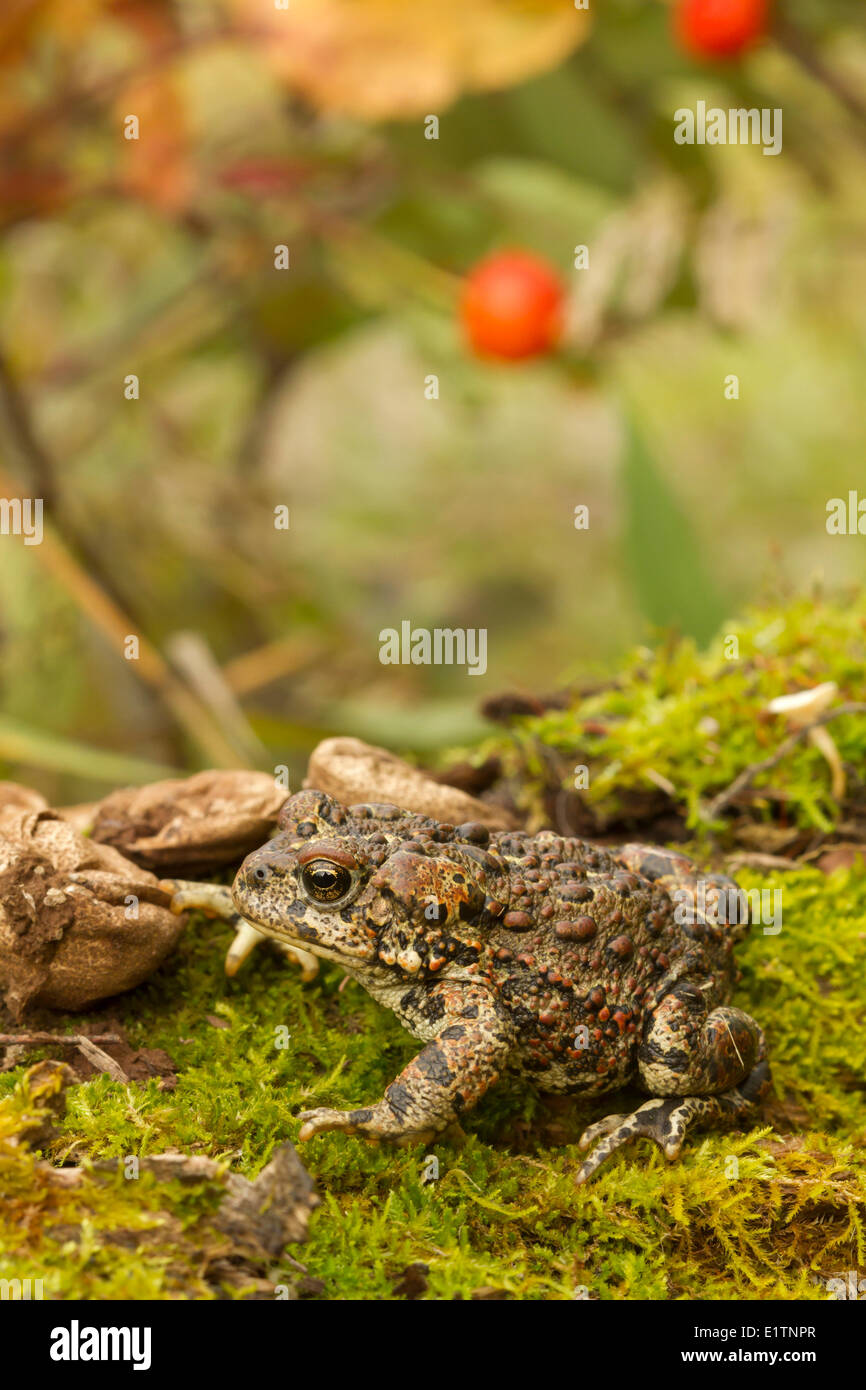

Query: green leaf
<box><xmin>0</xmin><ymin>719</ymin><xmax>177</xmax><ymax>786</ymax></box>
<box><xmin>620</xmin><ymin>417</ymin><xmax>728</xmax><ymax>643</ymax></box>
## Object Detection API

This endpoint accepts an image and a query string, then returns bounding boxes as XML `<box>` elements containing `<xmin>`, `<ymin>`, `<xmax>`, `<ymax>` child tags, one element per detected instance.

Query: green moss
<box><xmin>464</xmin><ymin>594</ymin><xmax>866</xmax><ymax>834</ymax></box>
<box><xmin>0</xmin><ymin>1068</ymin><xmax>230</xmax><ymax>1299</ymax></box>
<box><xmin>2</xmin><ymin>854</ymin><xmax>863</xmax><ymax>1301</ymax></box>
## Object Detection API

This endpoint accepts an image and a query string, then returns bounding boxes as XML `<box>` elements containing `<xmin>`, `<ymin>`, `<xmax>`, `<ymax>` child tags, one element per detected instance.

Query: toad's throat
<box><xmin>241</xmin><ymin>913</ymin><xmax>353</xmax><ymax>966</ymax></box>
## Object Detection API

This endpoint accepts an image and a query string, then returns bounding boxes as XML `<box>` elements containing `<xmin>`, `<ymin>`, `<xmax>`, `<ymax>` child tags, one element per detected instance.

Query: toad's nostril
<box><xmin>252</xmin><ymin>864</ymin><xmax>271</xmax><ymax>883</ymax></box>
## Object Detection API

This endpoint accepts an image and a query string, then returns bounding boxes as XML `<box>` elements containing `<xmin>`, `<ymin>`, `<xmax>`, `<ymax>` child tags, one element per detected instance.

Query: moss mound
<box><xmin>466</xmin><ymin>593</ymin><xmax>866</xmax><ymax>839</ymax></box>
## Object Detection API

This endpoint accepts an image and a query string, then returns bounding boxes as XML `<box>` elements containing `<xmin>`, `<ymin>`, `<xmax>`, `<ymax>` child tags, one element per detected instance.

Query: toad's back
<box><xmin>480</xmin><ymin>829</ymin><xmax>741</xmax><ymax>1095</ymax></box>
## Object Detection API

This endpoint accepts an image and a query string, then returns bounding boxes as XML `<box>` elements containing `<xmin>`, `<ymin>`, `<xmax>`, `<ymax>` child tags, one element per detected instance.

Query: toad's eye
<box><xmin>301</xmin><ymin>860</ymin><xmax>352</xmax><ymax>903</ymax></box>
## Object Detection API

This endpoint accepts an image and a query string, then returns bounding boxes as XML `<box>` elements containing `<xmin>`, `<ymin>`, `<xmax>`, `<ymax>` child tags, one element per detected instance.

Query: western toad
<box><xmin>232</xmin><ymin>790</ymin><xmax>770</xmax><ymax>1181</ymax></box>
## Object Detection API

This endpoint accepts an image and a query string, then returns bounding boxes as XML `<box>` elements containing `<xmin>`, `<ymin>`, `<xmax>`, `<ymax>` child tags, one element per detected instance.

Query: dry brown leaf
<box><xmin>231</xmin><ymin>0</ymin><xmax>591</xmax><ymax>119</ymax></box>
<box><xmin>304</xmin><ymin>736</ymin><xmax>518</xmax><ymax>828</ymax></box>
<box><xmin>90</xmin><ymin>769</ymin><xmax>287</xmax><ymax>873</ymax></box>
<box><xmin>0</xmin><ymin>807</ymin><xmax>184</xmax><ymax>1016</ymax></box>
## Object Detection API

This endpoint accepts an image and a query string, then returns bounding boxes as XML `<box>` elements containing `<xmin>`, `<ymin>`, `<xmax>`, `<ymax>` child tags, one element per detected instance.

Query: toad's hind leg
<box><xmin>575</xmin><ymin>1081</ymin><xmax>764</xmax><ymax>1184</ymax></box>
<box><xmin>612</xmin><ymin>843</ymin><xmax>747</xmax><ymax>938</ymax></box>
<box><xmin>575</xmin><ymin>984</ymin><xmax>770</xmax><ymax>1183</ymax></box>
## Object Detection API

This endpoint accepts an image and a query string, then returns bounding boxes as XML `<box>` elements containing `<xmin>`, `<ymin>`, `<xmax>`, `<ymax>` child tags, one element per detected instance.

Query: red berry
<box><xmin>674</xmin><ymin>0</ymin><xmax>770</xmax><ymax>60</ymax></box>
<box><xmin>460</xmin><ymin>250</ymin><xmax>565</xmax><ymax>361</ymax></box>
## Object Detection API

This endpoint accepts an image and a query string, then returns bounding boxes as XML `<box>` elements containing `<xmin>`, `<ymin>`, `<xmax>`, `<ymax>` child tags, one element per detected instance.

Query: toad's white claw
<box><xmin>289</xmin><ymin>946</ymin><xmax>320</xmax><ymax>983</ymax></box>
<box><xmin>225</xmin><ymin>919</ymin><xmax>268</xmax><ymax>976</ymax></box>
<box><xmin>226</xmin><ymin>921</ymin><xmax>319</xmax><ymax>983</ymax></box>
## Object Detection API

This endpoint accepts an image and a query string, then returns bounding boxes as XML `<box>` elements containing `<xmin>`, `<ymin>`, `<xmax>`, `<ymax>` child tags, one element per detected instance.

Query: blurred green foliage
<box><xmin>0</xmin><ymin>0</ymin><xmax>863</xmax><ymax>804</ymax></box>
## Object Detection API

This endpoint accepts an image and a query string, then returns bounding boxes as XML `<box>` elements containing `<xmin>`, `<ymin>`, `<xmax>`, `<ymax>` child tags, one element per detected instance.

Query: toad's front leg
<box><xmin>164</xmin><ymin>879</ymin><xmax>319</xmax><ymax>981</ymax></box>
<box><xmin>298</xmin><ymin>983</ymin><xmax>513</xmax><ymax>1146</ymax></box>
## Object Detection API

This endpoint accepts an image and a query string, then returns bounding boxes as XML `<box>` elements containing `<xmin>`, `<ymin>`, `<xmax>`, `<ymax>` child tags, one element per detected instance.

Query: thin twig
<box><xmin>0</xmin><ymin>350</ymin><xmax>249</xmax><ymax>769</ymax></box>
<box><xmin>222</xmin><ymin>637</ymin><xmax>324</xmax><ymax>696</ymax></box>
<box><xmin>704</xmin><ymin>703</ymin><xmax>866</xmax><ymax>821</ymax></box>
<box><xmin>166</xmin><ymin>631</ymin><xmax>269</xmax><ymax>767</ymax></box>
<box><xmin>0</xmin><ymin>468</ymin><xmax>246</xmax><ymax>767</ymax></box>
<box><xmin>0</xmin><ymin>353</ymin><xmax>58</xmax><ymax>508</ymax></box>
<box><xmin>0</xmin><ymin>338</ymin><xmax>146</xmax><ymax>617</ymax></box>
<box><xmin>0</xmin><ymin>1031</ymin><xmax>129</xmax><ymax>1081</ymax></box>
<box><xmin>724</xmin><ymin>853</ymin><xmax>805</xmax><ymax>872</ymax></box>
<box><xmin>74</xmin><ymin>1037</ymin><xmax>129</xmax><ymax>1082</ymax></box>
<box><xmin>0</xmin><ymin>1032</ymin><xmax>121</xmax><ymax>1046</ymax></box>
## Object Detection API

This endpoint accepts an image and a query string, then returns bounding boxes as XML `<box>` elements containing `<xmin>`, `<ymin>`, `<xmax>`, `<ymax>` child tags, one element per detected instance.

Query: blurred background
<box><xmin>0</xmin><ymin>0</ymin><xmax>864</xmax><ymax>803</ymax></box>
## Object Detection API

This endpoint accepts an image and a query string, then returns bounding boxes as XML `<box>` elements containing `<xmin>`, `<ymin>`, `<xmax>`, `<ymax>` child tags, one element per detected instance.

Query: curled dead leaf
<box><xmin>0</xmin><ymin>806</ymin><xmax>184</xmax><ymax>1017</ymax></box>
<box><xmin>90</xmin><ymin>769</ymin><xmax>287</xmax><ymax>873</ymax></box>
<box><xmin>304</xmin><ymin>736</ymin><xmax>518</xmax><ymax>828</ymax></box>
